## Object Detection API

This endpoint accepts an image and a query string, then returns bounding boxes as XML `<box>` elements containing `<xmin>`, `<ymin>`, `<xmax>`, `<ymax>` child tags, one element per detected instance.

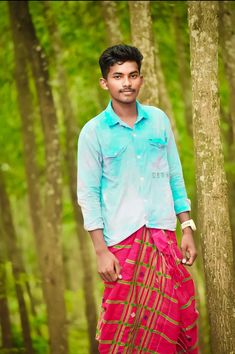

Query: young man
<box><xmin>77</xmin><ymin>44</ymin><xmax>199</xmax><ymax>353</ymax></box>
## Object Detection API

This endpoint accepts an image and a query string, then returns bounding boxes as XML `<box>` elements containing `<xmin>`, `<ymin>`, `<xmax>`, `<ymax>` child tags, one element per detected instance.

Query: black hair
<box><xmin>99</xmin><ymin>44</ymin><xmax>143</xmax><ymax>79</ymax></box>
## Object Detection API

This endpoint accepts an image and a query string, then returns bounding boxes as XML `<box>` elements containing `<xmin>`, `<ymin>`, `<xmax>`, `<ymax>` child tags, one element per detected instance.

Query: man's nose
<box><xmin>122</xmin><ymin>76</ymin><xmax>131</xmax><ymax>86</ymax></box>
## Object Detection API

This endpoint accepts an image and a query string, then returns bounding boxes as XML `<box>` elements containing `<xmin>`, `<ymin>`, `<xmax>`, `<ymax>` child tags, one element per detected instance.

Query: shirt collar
<box><xmin>104</xmin><ymin>100</ymin><xmax>148</xmax><ymax>127</ymax></box>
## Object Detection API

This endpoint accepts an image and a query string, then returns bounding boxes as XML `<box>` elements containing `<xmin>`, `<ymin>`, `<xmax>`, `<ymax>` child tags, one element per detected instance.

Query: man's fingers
<box><xmin>181</xmin><ymin>245</ymin><xmax>187</xmax><ymax>264</ymax></box>
<box><xmin>186</xmin><ymin>251</ymin><xmax>197</xmax><ymax>266</ymax></box>
<box><xmin>104</xmin><ymin>267</ymin><xmax>120</xmax><ymax>282</ymax></box>
<box><xmin>114</xmin><ymin>259</ymin><xmax>122</xmax><ymax>279</ymax></box>
<box><xmin>99</xmin><ymin>273</ymin><xmax>108</xmax><ymax>282</ymax></box>
<box><xmin>99</xmin><ymin>270</ymin><xmax>114</xmax><ymax>282</ymax></box>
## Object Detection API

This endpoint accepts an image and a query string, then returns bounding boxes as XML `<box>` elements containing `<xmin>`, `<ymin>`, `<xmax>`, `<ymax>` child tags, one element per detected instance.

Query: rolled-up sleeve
<box><xmin>164</xmin><ymin>114</ymin><xmax>191</xmax><ymax>214</ymax></box>
<box><xmin>77</xmin><ymin>123</ymin><xmax>104</xmax><ymax>231</ymax></box>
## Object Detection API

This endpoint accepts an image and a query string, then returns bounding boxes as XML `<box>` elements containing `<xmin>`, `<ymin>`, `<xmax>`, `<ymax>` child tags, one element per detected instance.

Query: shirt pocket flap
<box><xmin>102</xmin><ymin>144</ymin><xmax>128</xmax><ymax>158</ymax></box>
<box><xmin>148</xmin><ymin>137</ymin><xmax>167</xmax><ymax>148</ymax></box>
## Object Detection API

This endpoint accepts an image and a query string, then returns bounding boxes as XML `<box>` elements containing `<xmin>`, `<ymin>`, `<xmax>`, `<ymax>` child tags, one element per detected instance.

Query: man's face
<box><xmin>100</xmin><ymin>61</ymin><xmax>143</xmax><ymax>104</ymax></box>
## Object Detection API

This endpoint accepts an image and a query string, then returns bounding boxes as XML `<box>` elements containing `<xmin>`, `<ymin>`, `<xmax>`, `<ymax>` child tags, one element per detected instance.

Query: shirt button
<box><xmin>132</xmin><ymin>133</ymin><xmax>136</xmax><ymax>137</ymax></box>
<box><xmin>137</xmin><ymin>155</ymin><xmax>141</xmax><ymax>159</ymax></box>
<box><xmin>140</xmin><ymin>176</ymin><xmax>144</xmax><ymax>181</ymax></box>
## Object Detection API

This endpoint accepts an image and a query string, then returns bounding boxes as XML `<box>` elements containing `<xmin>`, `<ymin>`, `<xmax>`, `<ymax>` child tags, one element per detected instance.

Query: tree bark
<box><xmin>154</xmin><ymin>32</ymin><xmax>178</xmax><ymax>141</ymax></box>
<box><xmin>128</xmin><ymin>1</ymin><xmax>159</xmax><ymax>107</ymax></box>
<box><xmin>0</xmin><ymin>170</ymin><xmax>35</xmax><ymax>354</ymax></box>
<box><xmin>129</xmin><ymin>1</ymin><xmax>178</xmax><ymax>137</ymax></box>
<box><xmin>154</xmin><ymin>43</ymin><xmax>175</xmax><ymax>129</ymax></box>
<box><xmin>101</xmin><ymin>1</ymin><xmax>123</xmax><ymax>45</ymax></box>
<box><xmin>0</xmin><ymin>223</ymin><xmax>13</xmax><ymax>352</ymax></box>
<box><xmin>219</xmin><ymin>1</ymin><xmax>235</xmax><ymax>145</ymax></box>
<box><xmin>188</xmin><ymin>2</ymin><xmax>235</xmax><ymax>353</ymax></box>
<box><xmin>42</xmin><ymin>2</ymin><xmax>99</xmax><ymax>353</ymax></box>
<box><xmin>8</xmin><ymin>2</ymin><xmax>68</xmax><ymax>354</ymax></box>
<box><xmin>219</xmin><ymin>1</ymin><xmax>235</xmax><ymax>251</ymax></box>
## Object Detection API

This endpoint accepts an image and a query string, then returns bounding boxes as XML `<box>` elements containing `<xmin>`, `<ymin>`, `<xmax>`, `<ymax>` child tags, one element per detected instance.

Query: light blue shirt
<box><xmin>77</xmin><ymin>100</ymin><xmax>191</xmax><ymax>246</ymax></box>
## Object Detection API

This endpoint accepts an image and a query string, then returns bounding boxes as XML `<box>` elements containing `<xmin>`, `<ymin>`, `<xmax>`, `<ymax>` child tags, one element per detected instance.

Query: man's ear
<box><xmin>99</xmin><ymin>78</ymin><xmax>108</xmax><ymax>90</ymax></box>
<box><xmin>140</xmin><ymin>75</ymin><xmax>144</xmax><ymax>87</ymax></box>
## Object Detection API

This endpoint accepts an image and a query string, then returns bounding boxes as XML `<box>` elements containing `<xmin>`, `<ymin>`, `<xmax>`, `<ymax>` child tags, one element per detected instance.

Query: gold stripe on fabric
<box><xmin>180</xmin><ymin>296</ymin><xmax>195</xmax><ymax>310</ymax></box>
<box><xmin>99</xmin><ymin>339</ymin><xmax>160</xmax><ymax>353</ymax></box>
<box><xmin>151</xmin><ymin>328</ymin><xmax>178</xmax><ymax>345</ymax></box>
<box><xmin>126</xmin><ymin>237</ymin><xmax>159</xmax><ymax>351</ymax></box>
<box><xmin>112</xmin><ymin>245</ymin><xmax>132</xmax><ymax>249</ymax></box>
<box><xmin>182</xmin><ymin>276</ymin><xmax>192</xmax><ymax>283</ymax></box>
<box><xmin>141</xmin><ymin>252</ymin><xmax>168</xmax><ymax>349</ymax></box>
<box><xmin>104</xmin><ymin>284</ymin><xmax>115</xmax><ymax>288</ymax></box>
<box><xmin>102</xmin><ymin>307</ymin><xmax>180</xmax><ymax>326</ymax></box>
<box><xmin>178</xmin><ymin>339</ymin><xmax>199</xmax><ymax>353</ymax></box>
<box><xmin>182</xmin><ymin>319</ymin><xmax>198</xmax><ymax>331</ymax></box>
<box><xmin>135</xmin><ymin>238</ymin><xmax>157</xmax><ymax>249</ymax></box>
<box><xmin>125</xmin><ymin>259</ymin><xmax>171</xmax><ymax>278</ymax></box>
<box><xmin>112</xmin><ymin>280</ymin><xmax>178</xmax><ymax>303</ymax></box>
<box><xmin>110</xmin><ymin>227</ymin><xmax>149</xmax><ymax>353</ymax></box>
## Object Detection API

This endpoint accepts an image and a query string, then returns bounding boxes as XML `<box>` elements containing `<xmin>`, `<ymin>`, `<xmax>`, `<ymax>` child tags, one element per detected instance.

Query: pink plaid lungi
<box><xmin>96</xmin><ymin>225</ymin><xmax>199</xmax><ymax>353</ymax></box>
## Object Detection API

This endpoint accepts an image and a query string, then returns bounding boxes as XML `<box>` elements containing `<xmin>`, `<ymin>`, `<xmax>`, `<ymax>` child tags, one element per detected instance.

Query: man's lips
<box><xmin>120</xmin><ymin>89</ymin><xmax>135</xmax><ymax>93</ymax></box>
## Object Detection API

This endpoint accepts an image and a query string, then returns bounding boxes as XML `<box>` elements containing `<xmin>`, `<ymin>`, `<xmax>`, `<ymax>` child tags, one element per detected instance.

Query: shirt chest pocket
<box><xmin>102</xmin><ymin>143</ymin><xmax>128</xmax><ymax>177</ymax></box>
<box><xmin>148</xmin><ymin>137</ymin><xmax>169</xmax><ymax>172</ymax></box>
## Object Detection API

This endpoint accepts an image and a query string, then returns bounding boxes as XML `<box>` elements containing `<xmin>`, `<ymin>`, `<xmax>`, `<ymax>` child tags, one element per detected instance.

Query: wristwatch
<box><xmin>181</xmin><ymin>219</ymin><xmax>196</xmax><ymax>231</ymax></box>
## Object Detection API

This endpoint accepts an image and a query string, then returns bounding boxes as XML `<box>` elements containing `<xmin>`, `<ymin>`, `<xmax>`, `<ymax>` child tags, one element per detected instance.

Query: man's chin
<box><xmin>118</xmin><ymin>96</ymin><xmax>137</xmax><ymax>104</ymax></box>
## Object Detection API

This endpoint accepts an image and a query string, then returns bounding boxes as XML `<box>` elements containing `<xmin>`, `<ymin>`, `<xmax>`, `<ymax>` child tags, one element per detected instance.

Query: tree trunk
<box><xmin>154</xmin><ymin>44</ymin><xmax>174</xmax><ymax>124</ymax></box>
<box><xmin>8</xmin><ymin>2</ymin><xmax>68</xmax><ymax>354</ymax></box>
<box><xmin>173</xmin><ymin>7</ymin><xmax>193</xmax><ymax>136</ymax></box>
<box><xmin>128</xmin><ymin>1</ymin><xmax>159</xmax><ymax>107</ymax></box>
<box><xmin>188</xmin><ymin>2</ymin><xmax>235</xmax><ymax>353</ymax></box>
<box><xmin>0</xmin><ymin>224</ymin><xmax>13</xmax><ymax>351</ymax></box>
<box><xmin>101</xmin><ymin>1</ymin><xmax>123</xmax><ymax>45</ymax></box>
<box><xmin>219</xmin><ymin>1</ymin><xmax>235</xmax><ymax>145</ymax></box>
<box><xmin>219</xmin><ymin>1</ymin><xmax>235</xmax><ymax>250</ymax></box>
<box><xmin>154</xmin><ymin>33</ymin><xmax>178</xmax><ymax>141</ymax></box>
<box><xmin>0</xmin><ymin>171</ymin><xmax>35</xmax><ymax>354</ymax></box>
<box><xmin>42</xmin><ymin>2</ymin><xmax>99</xmax><ymax>353</ymax></box>
<box><xmin>129</xmin><ymin>1</ymin><xmax>178</xmax><ymax>137</ymax></box>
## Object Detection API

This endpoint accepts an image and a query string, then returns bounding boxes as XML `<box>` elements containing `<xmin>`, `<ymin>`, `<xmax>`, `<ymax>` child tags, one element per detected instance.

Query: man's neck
<box><xmin>111</xmin><ymin>100</ymin><xmax>138</xmax><ymax>122</ymax></box>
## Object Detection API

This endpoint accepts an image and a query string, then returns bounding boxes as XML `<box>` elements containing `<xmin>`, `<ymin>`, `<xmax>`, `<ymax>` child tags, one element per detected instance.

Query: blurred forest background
<box><xmin>0</xmin><ymin>1</ymin><xmax>235</xmax><ymax>354</ymax></box>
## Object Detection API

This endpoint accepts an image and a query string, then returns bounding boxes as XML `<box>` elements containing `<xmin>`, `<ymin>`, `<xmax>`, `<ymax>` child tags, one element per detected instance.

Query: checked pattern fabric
<box><xmin>96</xmin><ymin>225</ymin><xmax>199</xmax><ymax>354</ymax></box>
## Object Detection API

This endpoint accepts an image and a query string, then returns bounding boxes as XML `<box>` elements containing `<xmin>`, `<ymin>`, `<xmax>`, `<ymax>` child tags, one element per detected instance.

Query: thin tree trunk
<box><xmin>0</xmin><ymin>171</ymin><xmax>35</xmax><ymax>354</ymax></box>
<box><xmin>0</xmin><ymin>224</ymin><xmax>13</xmax><ymax>351</ymax></box>
<box><xmin>128</xmin><ymin>1</ymin><xmax>159</xmax><ymax>107</ymax></box>
<box><xmin>8</xmin><ymin>2</ymin><xmax>68</xmax><ymax>354</ymax></box>
<box><xmin>129</xmin><ymin>1</ymin><xmax>178</xmax><ymax>138</ymax></box>
<box><xmin>219</xmin><ymin>1</ymin><xmax>235</xmax><ymax>145</ymax></box>
<box><xmin>42</xmin><ymin>3</ymin><xmax>99</xmax><ymax>352</ymax></box>
<box><xmin>154</xmin><ymin>44</ymin><xmax>175</xmax><ymax>127</ymax></box>
<box><xmin>154</xmin><ymin>35</ymin><xmax>178</xmax><ymax>141</ymax></box>
<box><xmin>101</xmin><ymin>1</ymin><xmax>123</xmax><ymax>45</ymax></box>
<box><xmin>173</xmin><ymin>7</ymin><xmax>193</xmax><ymax>136</ymax></box>
<box><xmin>188</xmin><ymin>2</ymin><xmax>235</xmax><ymax>353</ymax></box>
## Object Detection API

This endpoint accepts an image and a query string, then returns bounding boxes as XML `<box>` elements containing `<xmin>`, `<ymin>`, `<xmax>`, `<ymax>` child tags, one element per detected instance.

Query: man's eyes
<box><xmin>113</xmin><ymin>74</ymin><xmax>138</xmax><ymax>79</ymax></box>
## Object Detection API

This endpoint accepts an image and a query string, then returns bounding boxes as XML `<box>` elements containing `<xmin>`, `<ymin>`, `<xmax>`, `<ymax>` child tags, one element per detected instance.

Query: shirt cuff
<box><xmin>84</xmin><ymin>218</ymin><xmax>104</xmax><ymax>232</ymax></box>
<box><xmin>174</xmin><ymin>198</ymin><xmax>191</xmax><ymax>214</ymax></box>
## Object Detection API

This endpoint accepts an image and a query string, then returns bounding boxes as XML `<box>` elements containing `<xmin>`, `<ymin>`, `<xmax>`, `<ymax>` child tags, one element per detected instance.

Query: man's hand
<box><xmin>180</xmin><ymin>229</ymin><xmax>197</xmax><ymax>266</ymax></box>
<box><xmin>96</xmin><ymin>249</ymin><xmax>122</xmax><ymax>282</ymax></box>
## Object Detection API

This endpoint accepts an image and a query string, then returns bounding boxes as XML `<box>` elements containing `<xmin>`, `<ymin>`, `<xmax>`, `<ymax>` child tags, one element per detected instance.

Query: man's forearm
<box><xmin>177</xmin><ymin>211</ymin><xmax>190</xmax><ymax>224</ymax></box>
<box><xmin>88</xmin><ymin>228</ymin><xmax>109</xmax><ymax>255</ymax></box>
